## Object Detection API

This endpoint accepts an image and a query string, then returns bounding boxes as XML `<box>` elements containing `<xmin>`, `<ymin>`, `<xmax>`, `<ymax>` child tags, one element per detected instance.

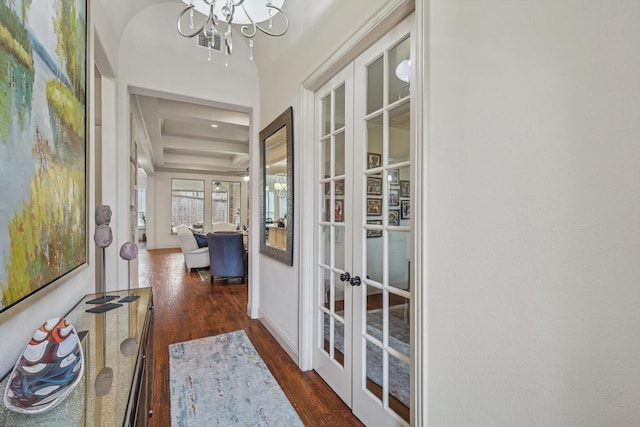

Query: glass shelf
<box><xmin>0</xmin><ymin>287</ymin><xmax>153</xmax><ymax>426</ymax></box>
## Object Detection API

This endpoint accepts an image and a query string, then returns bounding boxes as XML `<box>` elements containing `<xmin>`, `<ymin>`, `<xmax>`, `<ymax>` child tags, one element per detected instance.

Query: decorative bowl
<box><xmin>3</xmin><ymin>317</ymin><xmax>84</xmax><ymax>414</ymax></box>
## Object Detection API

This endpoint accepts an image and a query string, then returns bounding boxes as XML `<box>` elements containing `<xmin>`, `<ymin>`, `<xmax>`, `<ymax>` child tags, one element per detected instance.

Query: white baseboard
<box><xmin>258</xmin><ymin>313</ymin><xmax>299</xmax><ymax>365</ymax></box>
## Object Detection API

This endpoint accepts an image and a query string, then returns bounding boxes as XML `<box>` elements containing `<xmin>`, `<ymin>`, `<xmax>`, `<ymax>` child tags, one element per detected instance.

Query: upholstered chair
<box><xmin>207</xmin><ymin>232</ymin><xmax>247</xmax><ymax>284</ymax></box>
<box><xmin>178</xmin><ymin>232</ymin><xmax>210</xmax><ymax>272</ymax></box>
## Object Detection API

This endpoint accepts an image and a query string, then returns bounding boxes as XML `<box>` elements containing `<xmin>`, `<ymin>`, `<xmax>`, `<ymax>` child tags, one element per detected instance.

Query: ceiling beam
<box><xmin>162</xmin><ymin>135</ymin><xmax>249</xmax><ymax>155</ymax></box>
<box><xmin>163</xmin><ymin>153</ymin><xmax>248</xmax><ymax>170</ymax></box>
<box><xmin>157</xmin><ymin>99</ymin><xmax>250</xmax><ymax>127</ymax></box>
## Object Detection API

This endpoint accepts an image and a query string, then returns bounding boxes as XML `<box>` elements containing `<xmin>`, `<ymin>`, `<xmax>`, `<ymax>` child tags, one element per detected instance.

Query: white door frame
<box><xmin>298</xmin><ymin>0</ymin><xmax>425</xmax><ymax>425</ymax></box>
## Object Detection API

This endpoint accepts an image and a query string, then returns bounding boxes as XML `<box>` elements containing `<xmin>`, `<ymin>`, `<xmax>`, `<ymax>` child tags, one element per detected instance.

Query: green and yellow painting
<box><xmin>0</xmin><ymin>0</ymin><xmax>86</xmax><ymax>312</ymax></box>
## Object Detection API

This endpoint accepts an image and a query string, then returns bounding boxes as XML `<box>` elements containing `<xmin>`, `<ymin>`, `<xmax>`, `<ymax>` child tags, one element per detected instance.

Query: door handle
<box><xmin>339</xmin><ymin>272</ymin><xmax>351</xmax><ymax>282</ymax></box>
<box><xmin>349</xmin><ymin>276</ymin><xmax>361</xmax><ymax>287</ymax></box>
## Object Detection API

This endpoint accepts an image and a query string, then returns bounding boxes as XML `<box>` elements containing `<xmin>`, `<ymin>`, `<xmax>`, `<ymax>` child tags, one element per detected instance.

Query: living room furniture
<box><xmin>178</xmin><ymin>229</ymin><xmax>209</xmax><ymax>272</ymax></box>
<box><xmin>207</xmin><ymin>232</ymin><xmax>247</xmax><ymax>284</ymax></box>
<box><xmin>0</xmin><ymin>287</ymin><xmax>154</xmax><ymax>426</ymax></box>
<box><xmin>211</xmin><ymin>222</ymin><xmax>238</xmax><ymax>232</ymax></box>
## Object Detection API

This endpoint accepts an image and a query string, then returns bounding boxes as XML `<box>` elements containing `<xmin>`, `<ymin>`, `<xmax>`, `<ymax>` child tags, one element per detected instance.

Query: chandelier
<box><xmin>177</xmin><ymin>0</ymin><xmax>289</xmax><ymax>64</ymax></box>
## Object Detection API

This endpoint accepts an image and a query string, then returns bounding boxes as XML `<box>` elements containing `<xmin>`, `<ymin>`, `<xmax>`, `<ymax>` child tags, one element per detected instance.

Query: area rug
<box><xmin>196</xmin><ymin>269</ymin><xmax>244</xmax><ymax>284</ymax></box>
<box><xmin>169</xmin><ymin>330</ymin><xmax>303</xmax><ymax>427</ymax></box>
<box><xmin>328</xmin><ymin>306</ymin><xmax>410</xmax><ymax>407</ymax></box>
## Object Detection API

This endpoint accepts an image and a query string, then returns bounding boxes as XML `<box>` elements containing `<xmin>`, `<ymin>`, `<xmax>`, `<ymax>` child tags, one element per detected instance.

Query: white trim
<box><xmin>302</xmin><ymin>0</ymin><xmax>415</xmax><ymax>92</ymax></box>
<box><xmin>297</xmin><ymin>86</ymin><xmax>316</xmax><ymax>371</ymax></box>
<box><xmin>259</xmin><ymin>314</ymin><xmax>299</xmax><ymax>363</ymax></box>
<box><xmin>299</xmin><ymin>1</ymin><xmax>422</xmax><ymax>425</ymax></box>
<box><xmin>412</xmin><ymin>1</ymin><xmax>427</xmax><ymax>426</ymax></box>
<box><xmin>299</xmin><ymin>0</ymin><xmax>415</xmax><ymax>377</ymax></box>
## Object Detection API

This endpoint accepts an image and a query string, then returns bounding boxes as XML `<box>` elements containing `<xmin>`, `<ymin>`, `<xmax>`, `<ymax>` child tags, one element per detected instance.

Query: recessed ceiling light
<box><xmin>210</xmin><ymin>123</ymin><xmax>218</xmax><ymax>128</ymax></box>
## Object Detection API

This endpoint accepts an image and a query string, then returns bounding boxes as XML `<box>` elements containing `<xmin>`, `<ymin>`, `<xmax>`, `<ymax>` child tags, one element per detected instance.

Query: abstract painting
<box><xmin>0</xmin><ymin>0</ymin><xmax>87</xmax><ymax>313</ymax></box>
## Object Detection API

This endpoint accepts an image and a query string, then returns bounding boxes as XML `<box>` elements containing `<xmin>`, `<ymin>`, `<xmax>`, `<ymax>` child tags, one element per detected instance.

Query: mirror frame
<box><xmin>259</xmin><ymin>107</ymin><xmax>294</xmax><ymax>265</ymax></box>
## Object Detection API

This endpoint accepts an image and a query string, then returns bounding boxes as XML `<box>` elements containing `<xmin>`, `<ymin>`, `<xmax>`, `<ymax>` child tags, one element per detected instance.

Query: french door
<box><xmin>313</xmin><ymin>17</ymin><xmax>413</xmax><ymax>427</ymax></box>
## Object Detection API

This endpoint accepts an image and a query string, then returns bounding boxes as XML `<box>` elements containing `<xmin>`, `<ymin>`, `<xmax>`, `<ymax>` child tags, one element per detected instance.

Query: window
<box><xmin>171</xmin><ymin>179</ymin><xmax>204</xmax><ymax>233</ymax></box>
<box><xmin>212</xmin><ymin>181</ymin><xmax>242</xmax><ymax>227</ymax></box>
<box><xmin>137</xmin><ymin>187</ymin><xmax>146</xmax><ymax>227</ymax></box>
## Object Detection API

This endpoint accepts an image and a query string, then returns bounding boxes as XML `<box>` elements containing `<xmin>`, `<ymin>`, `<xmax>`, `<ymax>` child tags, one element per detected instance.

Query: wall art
<box><xmin>0</xmin><ymin>0</ymin><xmax>87</xmax><ymax>313</ymax></box>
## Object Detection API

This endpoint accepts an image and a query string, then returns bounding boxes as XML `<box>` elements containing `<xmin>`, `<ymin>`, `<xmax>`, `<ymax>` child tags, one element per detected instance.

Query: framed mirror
<box><xmin>260</xmin><ymin>107</ymin><xmax>294</xmax><ymax>265</ymax></box>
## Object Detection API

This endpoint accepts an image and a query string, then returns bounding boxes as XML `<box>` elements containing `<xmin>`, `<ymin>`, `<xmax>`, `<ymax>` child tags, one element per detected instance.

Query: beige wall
<box><xmin>426</xmin><ymin>1</ymin><xmax>640</xmax><ymax>424</ymax></box>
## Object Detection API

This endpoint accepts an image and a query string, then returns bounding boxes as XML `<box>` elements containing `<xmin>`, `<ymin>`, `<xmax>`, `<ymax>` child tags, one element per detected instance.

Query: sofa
<box><xmin>177</xmin><ymin>228</ymin><xmax>210</xmax><ymax>272</ymax></box>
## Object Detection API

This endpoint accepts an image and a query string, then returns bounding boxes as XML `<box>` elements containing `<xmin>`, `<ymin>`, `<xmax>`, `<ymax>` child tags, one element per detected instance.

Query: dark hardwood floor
<box><xmin>139</xmin><ymin>247</ymin><xmax>364</xmax><ymax>427</ymax></box>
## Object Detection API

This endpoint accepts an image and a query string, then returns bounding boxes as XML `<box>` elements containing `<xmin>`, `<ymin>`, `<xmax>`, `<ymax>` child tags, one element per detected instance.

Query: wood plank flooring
<box><xmin>139</xmin><ymin>247</ymin><xmax>364</xmax><ymax>427</ymax></box>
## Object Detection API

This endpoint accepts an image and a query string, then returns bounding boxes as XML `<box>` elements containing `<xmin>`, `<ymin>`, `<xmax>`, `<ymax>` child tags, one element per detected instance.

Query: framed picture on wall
<box><xmin>389</xmin><ymin>189</ymin><xmax>399</xmax><ymax>206</ymax></box>
<box><xmin>400</xmin><ymin>180</ymin><xmax>410</xmax><ymax>197</ymax></box>
<box><xmin>367</xmin><ymin>198</ymin><xmax>382</xmax><ymax>216</ymax></box>
<box><xmin>335</xmin><ymin>180</ymin><xmax>345</xmax><ymax>195</ymax></box>
<box><xmin>367</xmin><ymin>152</ymin><xmax>381</xmax><ymax>169</ymax></box>
<box><xmin>335</xmin><ymin>199</ymin><xmax>344</xmax><ymax>222</ymax></box>
<box><xmin>0</xmin><ymin>1</ymin><xmax>88</xmax><ymax>314</ymax></box>
<box><xmin>401</xmin><ymin>200</ymin><xmax>411</xmax><ymax>219</ymax></box>
<box><xmin>389</xmin><ymin>209</ymin><xmax>400</xmax><ymax>226</ymax></box>
<box><xmin>367</xmin><ymin>177</ymin><xmax>382</xmax><ymax>195</ymax></box>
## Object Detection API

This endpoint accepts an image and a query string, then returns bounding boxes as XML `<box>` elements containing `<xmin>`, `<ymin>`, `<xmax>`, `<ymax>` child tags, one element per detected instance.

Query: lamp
<box><xmin>177</xmin><ymin>0</ymin><xmax>289</xmax><ymax>65</ymax></box>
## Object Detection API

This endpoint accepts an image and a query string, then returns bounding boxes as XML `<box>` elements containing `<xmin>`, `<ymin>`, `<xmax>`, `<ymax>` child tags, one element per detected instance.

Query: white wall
<box><xmin>150</xmin><ymin>171</ymin><xmax>247</xmax><ymax>249</ymax></box>
<box><xmin>426</xmin><ymin>1</ymin><xmax>640</xmax><ymax>425</ymax></box>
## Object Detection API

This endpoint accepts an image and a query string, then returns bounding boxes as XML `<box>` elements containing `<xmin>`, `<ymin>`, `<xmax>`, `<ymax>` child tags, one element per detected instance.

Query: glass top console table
<box><xmin>0</xmin><ymin>287</ymin><xmax>154</xmax><ymax>427</ymax></box>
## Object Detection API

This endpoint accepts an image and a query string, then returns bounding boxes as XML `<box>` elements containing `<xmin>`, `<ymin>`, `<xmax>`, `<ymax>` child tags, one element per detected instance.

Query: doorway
<box><xmin>312</xmin><ymin>16</ymin><xmax>414</xmax><ymax>427</ymax></box>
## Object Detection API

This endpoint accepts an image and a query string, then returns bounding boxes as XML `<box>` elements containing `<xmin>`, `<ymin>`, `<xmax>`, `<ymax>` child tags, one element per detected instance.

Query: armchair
<box><xmin>178</xmin><ymin>231</ymin><xmax>210</xmax><ymax>272</ymax></box>
<box><xmin>207</xmin><ymin>232</ymin><xmax>247</xmax><ymax>285</ymax></box>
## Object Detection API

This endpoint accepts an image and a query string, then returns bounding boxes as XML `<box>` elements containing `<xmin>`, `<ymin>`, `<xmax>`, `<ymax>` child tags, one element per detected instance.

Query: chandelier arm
<box><xmin>240</xmin><ymin>21</ymin><xmax>257</xmax><ymax>38</ymax></box>
<box><xmin>176</xmin><ymin>5</ymin><xmax>206</xmax><ymax>38</ymax></box>
<box><xmin>256</xmin><ymin>5</ymin><xmax>289</xmax><ymax>37</ymax></box>
<box><xmin>240</xmin><ymin>5</ymin><xmax>289</xmax><ymax>38</ymax></box>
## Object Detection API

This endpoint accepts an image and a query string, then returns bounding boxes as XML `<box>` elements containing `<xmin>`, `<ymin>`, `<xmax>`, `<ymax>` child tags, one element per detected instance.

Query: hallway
<box><xmin>139</xmin><ymin>247</ymin><xmax>364</xmax><ymax>426</ymax></box>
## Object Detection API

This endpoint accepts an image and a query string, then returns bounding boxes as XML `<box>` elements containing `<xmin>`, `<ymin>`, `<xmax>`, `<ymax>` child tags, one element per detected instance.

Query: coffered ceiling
<box><xmin>133</xmin><ymin>94</ymin><xmax>250</xmax><ymax>177</ymax></box>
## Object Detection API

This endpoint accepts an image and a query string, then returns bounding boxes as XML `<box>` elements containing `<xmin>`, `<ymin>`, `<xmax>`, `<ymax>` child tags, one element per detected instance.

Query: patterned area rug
<box><xmin>328</xmin><ymin>306</ymin><xmax>410</xmax><ymax>407</ymax></box>
<box><xmin>196</xmin><ymin>269</ymin><xmax>244</xmax><ymax>284</ymax></box>
<box><xmin>169</xmin><ymin>330</ymin><xmax>303</xmax><ymax>427</ymax></box>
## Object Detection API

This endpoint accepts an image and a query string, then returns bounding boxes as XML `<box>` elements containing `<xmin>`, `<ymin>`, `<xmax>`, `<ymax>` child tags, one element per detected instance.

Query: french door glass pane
<box><xmin>320</xmin><ymin>225</ymin><xmax>330</xmax><ymax>265</ymax></box>
<box><xmin>321</xmin><ymin>138</ymin><xmax>330</xmax><ymax>179</ymax></box>
<box><xmin>333</xmin><ymin>271</ymin><xmax>346</xmax><ymax>315</ymax></box>
<box><xmin>388</xmin><ymin>353</ymin><xmax>410</xmax><ymax>423</ymax></box>
<box><xmin>335</xmin><ymin>83</ymin><xmax>346</xmax><ymax>130</ymax></box>
<box><xmin>388</xmin><ymin>230</ymin><xmax>410</xmax><ymax>291</ymax></box>
<box><xmin>388</xmin><ymin>36</ymin><xmax>411</xmax><ymax>103</ymax></box>
<box><xmin>322</xmin><ymin>95</ymin><xmax>331</xmax><ymax>136</ymax></box>
<box><xmin>367</xmin><ymin>56</ymin><xmax>384</xmax><ymax>115</ymax></box>
<box><xmin>334</xmin><ymin>318</ymin><xmax>345</xmax><ymax>367</ymax></box>
<box><xmin>366</xmin><ymin>114</ymin><xmax>383</xmax><ymax>169</ymax></box>
<box><xmin>388</xmin><ymin>299</ymin><xmax>410</xmax><ymax>357</ymax></box>
<box><xmin>323</xmin><ymin>312</ymin><xmax>331</xmax><ymax>355</ymax></box>
<box><xmin>335</xmin><ymin>132</ymin><xmax>346</xmax><ymax>176</ymax></box>
<box><xmin>365</xmin><ymin>339</ymin><xmax>384</xmax><ymax>402</ymax></box>
<box><xmin>365</xmin><ymin>228</ymin><xmax>383</xmax><ymax>284</ymax></box>
<box><xmin>335</xmin><ymin>226</ymin><xmax>345</xmax><ymax>271</ymax></box>
<box><xmin>388</xmin><ymin>102</ymin><xmax>411</xmax><ymax>164</ymax></box>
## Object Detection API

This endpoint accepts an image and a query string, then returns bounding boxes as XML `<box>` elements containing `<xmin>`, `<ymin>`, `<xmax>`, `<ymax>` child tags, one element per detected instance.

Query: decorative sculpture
<box><xmin>86</xmin><ymin>205</ymin><xmax>121</xmax><ymax>311</ymax></box>
<box><xmin>119</xmin><ymin>242</ymin><xmax>139</xmax><ymax>303</ymax></box>
<box><xmin>3</xmin><ymin>318</ymin><xmax>84</xmax><ymax>414</ymax></box>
